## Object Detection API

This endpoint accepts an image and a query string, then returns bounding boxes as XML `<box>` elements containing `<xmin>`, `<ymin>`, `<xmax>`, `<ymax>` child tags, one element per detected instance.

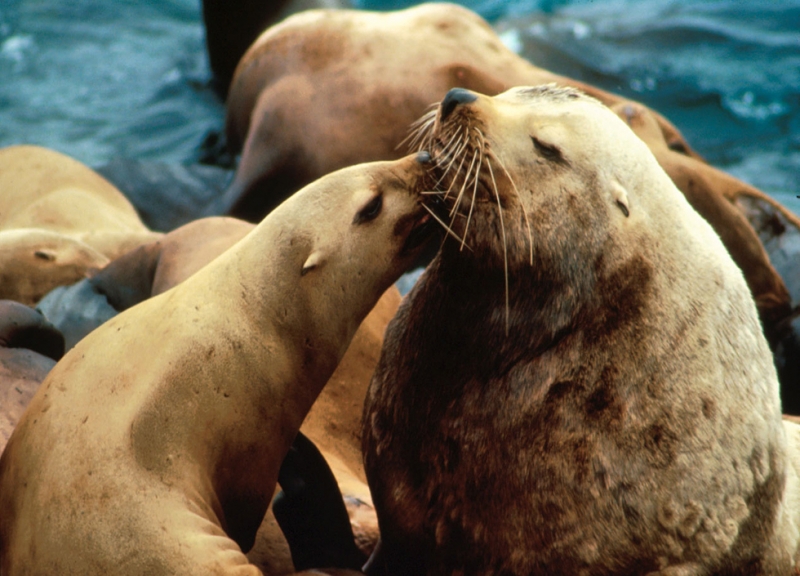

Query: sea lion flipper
<box><xmin>275</xmin><ymin>431</ymin><xmax>366</xmax><ymax>571</ymax></box>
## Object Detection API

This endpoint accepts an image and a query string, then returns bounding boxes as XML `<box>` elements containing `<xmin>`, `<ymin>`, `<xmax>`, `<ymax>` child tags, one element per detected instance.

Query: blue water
<box><xmin>2</xmin><ymin>0</ymin><xmax>799</xmax><ymax>212</ymax></box>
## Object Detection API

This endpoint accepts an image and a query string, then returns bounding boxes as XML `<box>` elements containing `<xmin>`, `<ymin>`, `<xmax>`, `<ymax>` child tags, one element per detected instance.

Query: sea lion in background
<box><xmin>202</xmin><ymin>0</ymin><xmax>349</xmax><ymax>98</ymax></box>
<box><xmin>0</xmin><ymin>145</ymin><xmax>162</xmax><ymax>304</ymax></box>
<box><xmin>0</xmin><ymin>154</ymin><xmax>436</xmax><ymax>575</ymax></box>
<box><xmin>0</xmin><ymin>300</ymin><xmax>64</xmax><ymax>453</ymax></box>
<box><xmin>363</xmin><ymin>87</ymin><xmax>800</xmax><ymax>574</ymax></box>
<box><xmin>0</xmin><ymin>228</ymin><xmax>111</xmax><ymax>305</ymax></box>
<box><xmin>219</xmin><ymin>3</ymin><xmax>695</xmax><ymax>221</ymax></box>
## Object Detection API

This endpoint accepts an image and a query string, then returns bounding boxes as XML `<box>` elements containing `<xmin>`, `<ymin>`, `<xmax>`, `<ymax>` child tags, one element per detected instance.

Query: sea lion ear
<box><xmin>301</xmin><ymin>251</ymin><xmax>325</xmax><ymax>276</ymax></box>
<box><xmin>610</xmin><ymin>180</ymin><xmax>630</xmax><ymax>218</ymax></box>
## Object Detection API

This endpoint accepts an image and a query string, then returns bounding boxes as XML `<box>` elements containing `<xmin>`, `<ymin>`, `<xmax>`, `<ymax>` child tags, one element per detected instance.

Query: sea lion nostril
<box><xmin>440</xmin><ymin>88</ymin><xmax>477</xmax><ymax>121</ymax></box>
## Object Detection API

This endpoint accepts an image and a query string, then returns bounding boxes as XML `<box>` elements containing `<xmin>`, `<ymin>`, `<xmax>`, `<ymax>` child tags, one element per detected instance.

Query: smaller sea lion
<box><xmin>0</xmin><ymin>228</ymin><xmax>110</xmax><ymax>305</ymax></box>
<box><xmin>0</xmin><ymin>153</ymin><xmax>436</xmax><ymax>575</ymax></box>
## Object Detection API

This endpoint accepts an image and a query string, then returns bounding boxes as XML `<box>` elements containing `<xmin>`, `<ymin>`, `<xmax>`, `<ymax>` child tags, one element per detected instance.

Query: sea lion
<box><xmin>0</xmin><ymin>300</ymin><xmax>64</xmax><ymax>453</ymax></box>
<box><xmin>0</xmin><ymin>228</ymin><xmax>110</xmax><ymax>305</ymax></box>
<box><xmin>0</xmin><ymin>154</ymin><xmax>437</xmax><ymax>575</ymax></box>
<box><xmin>0</xmin><ymin>145</ymin><xmax>162</xmax><ymax>304</ymax></box>
<box><xmin>362</xmin><ymin>86</ymin><xmax>800</xmax><ymax>574</ymax></box>
<box><xmin>218</xmin><ymin>3</ymin><xmax>695</xmax><ymax>221</ymax></box>
<box><xmin>36</xmin><ymin>214</ymin><xmax>392</xmax><ymax>570</ymax></box>
<box><xmin>202</xmin><ymin>0</ymin><xmax>349</xmax><ymax>98</ymax></box>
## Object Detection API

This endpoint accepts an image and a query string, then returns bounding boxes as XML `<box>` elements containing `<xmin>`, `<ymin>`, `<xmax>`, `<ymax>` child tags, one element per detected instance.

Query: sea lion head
<box><xmin>407</xmin><ymin>85</ymin><xmax>688</xmax><ymax>330</ymax></box>
<box><xmin>258</xmin><ymin>152</ymin><xmax>440</xmax><ymax>334</ymax></box>
<box><xmin>0</xmin><ymin>229</ymin><xmax>110</xmax><ymax>306</ymax></box>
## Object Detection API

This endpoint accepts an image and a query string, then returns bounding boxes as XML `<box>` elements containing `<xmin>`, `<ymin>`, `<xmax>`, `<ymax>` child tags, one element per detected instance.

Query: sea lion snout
<box><xmin>440</xmin><ymin>88</ymin><xmax>478</xmax><ymax>121</ymax></box>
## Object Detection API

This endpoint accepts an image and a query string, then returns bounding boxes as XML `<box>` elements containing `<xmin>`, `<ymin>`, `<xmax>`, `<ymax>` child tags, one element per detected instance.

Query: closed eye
<box><xmin>531</xmin><ymin>136</ymin><xmax>567</xmax><ymax>165</ymax></box>
<box><xmin>353</xmin><ymin>194</ymin><xmax>383</xmax><ymax>224</ymax></box>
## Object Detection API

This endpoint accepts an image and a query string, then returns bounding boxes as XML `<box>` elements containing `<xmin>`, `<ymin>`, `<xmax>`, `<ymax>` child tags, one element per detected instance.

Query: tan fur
<box><xmin>363</xmin><ymin>87</ymin><xmax>799</xmax><ymax>574</ymax></box>
<box><xmin>91</xmin><ymin>216</ymin><xmax>391</xmax><ymax>571</ymax></box>
<box><xmin>0</xmin><ymin>155</ymin><xmax>434</xmax><ymax>575</ymax></box>
<box><xmin>0</xmin><ymin>145</ymin><xmax>161</xmax><ymax>304</ymax></box>
<box><xmin>0</xmin><ymin>228</ymin><xmax>110</xmax><ymax>305</ymax></box>
<box><xmin>220</xmin><ymin>3</ymin><xmax>694</xmax><ymax>220</ymax></box>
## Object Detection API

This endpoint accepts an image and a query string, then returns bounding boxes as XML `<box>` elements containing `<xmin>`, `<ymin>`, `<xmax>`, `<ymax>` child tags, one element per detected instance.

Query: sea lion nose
<box><xmin>416</xmin><ymin>151</ymin><xmax>432</xmax><ymax>164</ymax></box>
<box><xmin>440</xmin><ymin>88</ymin><xmax>477</xmax><ymax>121</ymax></box>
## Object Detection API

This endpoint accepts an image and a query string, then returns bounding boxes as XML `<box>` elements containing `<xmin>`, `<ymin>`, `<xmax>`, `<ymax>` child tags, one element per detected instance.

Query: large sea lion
<box><xmin>0</xmin><ymin>154</ymin><xmax>437</xmax><ymax>575</ymax></box>
<box><xmin>0</xmin><ymin>145</ymin><xmax>162</xmax><ymax>304</ymax></box>
<box><xmin>218</xmin><ymin>3</ymin><xmax>695</xmax><ymax>221</ymax></box>
<box><xmin>362</xmin><ymin>86</ymin><xmax>800</xmax><ymax>574</ymax></box>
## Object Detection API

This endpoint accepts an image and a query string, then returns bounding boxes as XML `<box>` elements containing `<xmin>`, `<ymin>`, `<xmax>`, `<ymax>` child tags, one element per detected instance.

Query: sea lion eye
<box><xmin>531</xmin><ymin>136</ymin><xmax>566</xmax><ymax>164</ymax></box>
<box><xmin>354</xmin><ymin>195</ymin><xmax>383</xmax><ymax>224</ymax></box>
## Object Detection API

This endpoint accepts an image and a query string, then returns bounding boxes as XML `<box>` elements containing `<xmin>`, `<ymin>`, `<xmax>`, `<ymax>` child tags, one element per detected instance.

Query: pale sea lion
<box><xmin>35</xmin><ymin>215</ymin><xmax>391</xmax><ymax>571</ymax></box>
<box><xmin>363</xmin><ymin>87</ymin><xmax>800</xmax><ymax>574</ymax></box>
<box><xmin>219</xmin><ymin>3</ymin><xmax>695</xmax><ymax>221</ymax></box>
<box><xmin>0</xmin><ymin>154</ymin><xmax>437</xmax><ymax>575</ymax></box>
<box><xmin>0</xmin><ymin>145</ymin><xmax>162</xmax><ymax>304</ymax></box>
<box><xmin>0</xmin><ymin>228</ymin><xmax>110</xmax><ymax>305</ymax></box>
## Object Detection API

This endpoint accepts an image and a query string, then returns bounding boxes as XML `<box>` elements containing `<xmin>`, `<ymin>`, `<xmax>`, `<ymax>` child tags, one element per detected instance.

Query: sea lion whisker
<box><xmin>481</xmin><ymin>141</ymin><xmax>510</xmax><ymax>331</ymax></box>
<box><xmin>493</xmin><ymin>151</ymin><xmax>534</xmax><ymax>266</ymax></box>
<box><xmin>450</xmin><ymin>148</ymin><xmax>479</xmax><ymax>216</ymax></box>
<box><xmin>421</xmin><ymin>202</ymin><xmax>471</xmax><ymax>250</ymax></box>
<box><xmin>434</xmin><ymin>129</ymin><xmax>465</xmax><ymax>175</ymax></box>
<box><xmin>460</xmin><ymin>151</ymin><xmax>481</xmax><ymax>252</ymax></box>
<box><xmin>438</xmin><ymin>147</ymin><xmax>469</xmax><ymax>196</ymax></box>
<box><xmin>400</xmin><ymin>109</ymin><xmax>437</xmax><ymax>151</ymax></box>
<box><xmin>435</xmin><ymin>133</ymin><xmax>469</xmax><ymax>187</ymax></box>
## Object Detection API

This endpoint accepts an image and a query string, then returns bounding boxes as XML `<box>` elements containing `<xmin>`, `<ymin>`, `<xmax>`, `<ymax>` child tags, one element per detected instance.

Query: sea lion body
<box><xmin>220</xmin><ymin>3</ymin><xmax>692</xmax><ymax>220</ymax></box>
<box><xmin>363</xmin><ymin>87</ymin><xmax>799</xmax><ymax>574</ymax></box>
<box><xmin>0</xmin><ymin>155</ymin><xmax>435</xmax><ymax>575</ymax></box>
<box><xmin>35</xmin><ymin>214</ymin><xmax>393</xmax><ymax>572</ymax></box>
<box><xmin>0</xmin><ymin>145</ymin><xmax>161</xmax><ymax>304</ymax></box>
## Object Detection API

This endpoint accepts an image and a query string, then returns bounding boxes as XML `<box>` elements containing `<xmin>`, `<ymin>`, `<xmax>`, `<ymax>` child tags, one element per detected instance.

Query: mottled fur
<box><xmin>363</xmin><ymin>87</ymin><xmax>800</xmax><ymax>575</ymax></box>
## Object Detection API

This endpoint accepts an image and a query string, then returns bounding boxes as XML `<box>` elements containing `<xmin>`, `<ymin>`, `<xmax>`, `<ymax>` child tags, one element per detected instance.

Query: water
<box><xmin>1</xmin><ymin>0</ymin><xmax>799</xmax><ymax>213</ymax></box>
<box><xmin>0</xmin><ymin>0</ymin><xmax>222</xmax><ymax>166</ymax></box>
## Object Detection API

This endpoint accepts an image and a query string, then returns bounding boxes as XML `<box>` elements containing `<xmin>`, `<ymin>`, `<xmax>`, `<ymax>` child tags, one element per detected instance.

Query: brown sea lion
<box><xmin>363</xmin><ymin>86</ymin><xmax>800</xmax><ymax>574</ymax></box>
<box><xmin>0</xmin><ymin>154</ymin><xmax>436</xmax><ymax>575</ymax></box>
<box><xmin>611</xmin><ymin>102</ymin><xmax>792</xmax><ymax>334</ymax></box>
<box><xmin>0</xmin><ymin>300</ymin><xmax>64</xmax><ymax>453</ymax></box>
<box><xmin>202</xmin><ymin>0</ymin><xmax>349</xmax><ymax>98</ymax></box>
<box><xmin>0</xmin><ymin>145</ymin><xmax>162</xmax><ymax>304</ymax></box>
<box><xmin>219</xmin><ymin>3</ymin><xmax>695</xmax><ymax>221</ymax></box>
